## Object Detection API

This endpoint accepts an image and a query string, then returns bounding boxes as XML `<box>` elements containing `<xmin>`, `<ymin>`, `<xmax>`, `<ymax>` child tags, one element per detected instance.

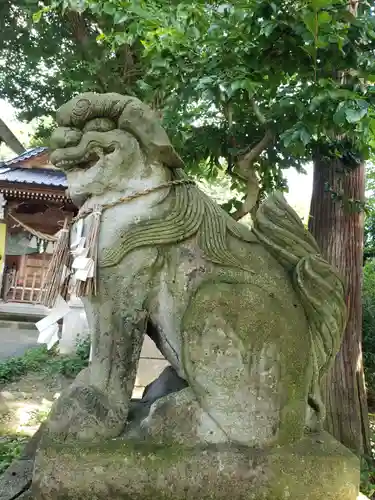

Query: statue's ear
<box><xmin>118</xmin><ymin>98</ymin><xmax>184</xmax><ymax>169</ymax></box>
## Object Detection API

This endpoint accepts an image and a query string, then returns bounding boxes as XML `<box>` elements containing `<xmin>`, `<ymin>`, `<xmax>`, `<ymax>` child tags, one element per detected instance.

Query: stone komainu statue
<box><xmin>42</xmin><ymin>92</ymin><xmax>347</xmax><ymax>446</ymax></box>
<box><xmin>28</xmin><ymin>93</ymin><xmax>356</xmax><ymax>500</ymax></box>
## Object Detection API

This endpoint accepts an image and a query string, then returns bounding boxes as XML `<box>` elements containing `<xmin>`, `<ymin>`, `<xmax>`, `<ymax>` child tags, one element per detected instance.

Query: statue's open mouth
<box><xmin>53</xmin><ymin>150</ymin><xmax>102</xmax><ymax>171</ymax></box>
<box><xmin>50</xmin><ymin>130</ymin><xmax>122</xmax><ymax>172</ymax></box>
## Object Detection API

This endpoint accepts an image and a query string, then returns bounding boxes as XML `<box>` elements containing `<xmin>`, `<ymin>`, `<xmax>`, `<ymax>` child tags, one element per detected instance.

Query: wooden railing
<box><xmin>3</xmin><ymin>269</ymin><xmax>46</xmax><ymax>304</ymax></box>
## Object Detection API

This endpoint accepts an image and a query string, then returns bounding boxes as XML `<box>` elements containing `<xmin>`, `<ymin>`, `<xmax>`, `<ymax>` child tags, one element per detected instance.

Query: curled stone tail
<box><xmin>253</xmin><ymin>192</ymin><xmax>320</xmax><ymax>271</ymax></box>
<box><xmin>253</xmin><ymin>192</ymin><xmax>347</xmax><ymax>430</ymax></box>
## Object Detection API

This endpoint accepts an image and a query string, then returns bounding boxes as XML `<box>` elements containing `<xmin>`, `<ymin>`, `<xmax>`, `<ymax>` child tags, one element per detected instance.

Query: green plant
<box><xmin>361</xmin><ymin>415</ymin><xmax>375</xmax><ymax>498</ymax></box>
<box><xmin>53</xmin><ymin>336</ymin><xmax>90</xmax><ymax>378</ymax></box>
<box><xmin>361</xmin><ymin>458</ymin><xmax>375</xmax><ymax>498</ymax></box>
<box><xmin>28</xmin><ymin>406</ymin><xmax>51</xmax><ymax>426</ymax></box>
<box><xmin>0</xmin><ymin>346</ymin><xmax>54</xmax><ymax>385</ymax></box>
<box><xmin>363</xmin><ymin>260</ymin><xmax>375</xmax><ymax>406</ymax></box>
<box><xmin>0</xmin><ymin>336</ymin><xmax>91</xmax><ymax>387</ymax></box>
<box><xmin>75</xmin><ymin>336</ymin><xmax>91</xmax><ymax>361</ymax></box>
<box><xmin>0</xmin><ymin>436</ymin><xmax>28</xmax><ymax>474</ymax></box>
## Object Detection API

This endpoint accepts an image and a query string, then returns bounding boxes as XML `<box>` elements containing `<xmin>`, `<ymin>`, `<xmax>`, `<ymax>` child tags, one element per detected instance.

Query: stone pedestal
<box><xmin>32</xmin><ymin>431</ymin><xmax>359</xmax><ymax>500</ymax></box>
<box><xmin>59</xmin><ymin>296</ymin><xmax>89</xmax><ymax>355</ymax></box>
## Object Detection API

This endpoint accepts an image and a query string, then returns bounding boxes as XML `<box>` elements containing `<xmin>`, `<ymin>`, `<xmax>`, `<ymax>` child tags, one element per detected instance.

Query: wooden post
<box><xmin>20</xmin><ymin>268</ymin><xmax>28</xmax><ymax>302</ymax></box>
<box><xmin>12</xmin><ymin>270</ymin><xmax>17</xmax><ymax>301</ymax></box>
<box><xmin>31</xmin><ymin>272</ymin><xmax>37</xmax><ymax>303</ymax></box>
<box><xmin>0</xmin><ymin>193</ymin><xmax>8</xmax><ymax>300</ymax></box>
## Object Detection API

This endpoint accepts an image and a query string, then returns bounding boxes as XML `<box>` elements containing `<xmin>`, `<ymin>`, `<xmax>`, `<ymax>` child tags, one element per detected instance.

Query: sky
<box><xmin>0</xmin><ymin>98</ymin><xmax>314</xmax><ymax>217</ymax></box>
<box><xmin>0</xmin><ymin>99</ymin><xmax>34</xmax><ymax>161</ymax></box>
<box><xmin>285</xmin><ymin>163</ymin><xmax>313</xmax><ymax>221</ymax></box>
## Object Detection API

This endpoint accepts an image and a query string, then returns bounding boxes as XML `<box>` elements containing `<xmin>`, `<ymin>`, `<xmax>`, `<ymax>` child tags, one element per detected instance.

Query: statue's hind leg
<box><xmin>180</xmin><ymin>282</ymin><xmax>311</xmax><ymax>447</ymax></box>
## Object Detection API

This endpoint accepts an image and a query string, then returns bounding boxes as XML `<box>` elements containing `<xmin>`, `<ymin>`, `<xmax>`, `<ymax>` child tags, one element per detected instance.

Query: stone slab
<box><xmin>32</xmin><ymin>431</ymin><xmax>359</xmax><ymax>500</ymax></box>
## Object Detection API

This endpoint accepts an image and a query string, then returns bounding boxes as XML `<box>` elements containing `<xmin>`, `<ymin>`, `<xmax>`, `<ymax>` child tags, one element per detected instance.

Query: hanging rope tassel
<box><xmin>74</xmin><ymin>206</ymin><xmax>101</xmax><ymax>298</ymax></box>
<box><xmin>39</xmin><ymin>218</ymin><xmax>71</xmax><ymax>307</ymax></box>
<box><xmin>40</xmin><ymin>179</ymin><xmax>193</xmax><ymax>304</ymax></box>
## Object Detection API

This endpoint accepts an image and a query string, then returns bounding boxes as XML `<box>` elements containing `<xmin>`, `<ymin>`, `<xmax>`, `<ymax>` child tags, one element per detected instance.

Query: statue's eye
<box><xmin>50</xmin><ymin>127</ymin><xmax>82</xmax><ymax>150</ymax></box>
<box><xmin>104</xmin><ymin>145</ymin><xmax>116</xmax><ymax>154</ymax></box>
<box><xmin>83</xmin><ymin>118</ymin><xmax>116</xmax><ymax>133</ymax></box>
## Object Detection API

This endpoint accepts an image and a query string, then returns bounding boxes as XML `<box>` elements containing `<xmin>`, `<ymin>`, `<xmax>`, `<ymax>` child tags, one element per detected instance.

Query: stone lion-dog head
<box><xmin>50</xmin><ymin>92</ymin><xmax>184</xmax><ymax>206</ymax></box>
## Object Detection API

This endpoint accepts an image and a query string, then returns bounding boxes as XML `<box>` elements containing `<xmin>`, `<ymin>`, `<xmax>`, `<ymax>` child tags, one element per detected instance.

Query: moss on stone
<box><xmin>33</xmin><ymin>432</ymin><xmax>359</xmax><ymax>500</ymax></box>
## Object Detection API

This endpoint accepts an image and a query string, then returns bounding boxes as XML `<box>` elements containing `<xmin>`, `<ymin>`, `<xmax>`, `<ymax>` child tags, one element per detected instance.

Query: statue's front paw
<box><xmin>44</xmin><ymin>384</ymin><xmax>125</xmax><ymax>442</ymax></box>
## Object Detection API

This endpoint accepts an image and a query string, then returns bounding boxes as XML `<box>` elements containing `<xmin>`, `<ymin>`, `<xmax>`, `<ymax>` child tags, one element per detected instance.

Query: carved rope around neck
<box><xmin>73</xmin><ymin>179</ymin><xmax>195</xmax><ymax>222</ymax></box>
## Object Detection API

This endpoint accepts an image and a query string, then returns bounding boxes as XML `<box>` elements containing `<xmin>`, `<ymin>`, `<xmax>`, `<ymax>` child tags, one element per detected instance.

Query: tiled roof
<box><xmin>2</xmin><ymin>147</ymin><xmax>48</xmax><ymax>166</ymax></box>
<box><xmin>0</xmin><ymin>166</ymin><xmax>67</xmax><ymax>188</ymax></box>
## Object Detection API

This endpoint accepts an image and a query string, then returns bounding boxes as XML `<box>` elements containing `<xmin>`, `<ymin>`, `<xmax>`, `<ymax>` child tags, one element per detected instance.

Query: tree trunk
<box><xmin>308</xmin><ymin>157</ymin><xmax>371</xmax><ymax>457</ymax></box>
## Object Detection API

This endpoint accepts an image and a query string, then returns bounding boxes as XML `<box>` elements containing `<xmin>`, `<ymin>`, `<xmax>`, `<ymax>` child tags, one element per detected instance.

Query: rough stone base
<box><xmin>31</xmin><ymin>431</ymin><xmax>359</xmax><ymax>500</ymax></box>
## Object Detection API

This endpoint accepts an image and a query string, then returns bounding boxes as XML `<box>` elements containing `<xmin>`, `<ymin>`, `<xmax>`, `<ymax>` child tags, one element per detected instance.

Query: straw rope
<box><xmin>8</xmin><ymin>213</ymin><xmax>58</xmax><ymax>242</ymax></box>
<box><xmin>74</xmin><ymin>179</ymin><xmax>195</xmax><ymax>221</ymax></box>
<box><xmin>40</xmin><ymin>178</ymin><xmax>195</xmax><ymax>306</ymax></box>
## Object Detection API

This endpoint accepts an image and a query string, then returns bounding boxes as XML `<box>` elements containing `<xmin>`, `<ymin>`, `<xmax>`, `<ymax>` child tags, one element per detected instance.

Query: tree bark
<box><xmin>308</xmin><ymin>156</ymin><xmax>371</xmax><ymax>457</ymax></box>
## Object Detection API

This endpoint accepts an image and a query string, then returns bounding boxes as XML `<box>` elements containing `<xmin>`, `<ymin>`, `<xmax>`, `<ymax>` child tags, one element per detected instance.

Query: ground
<box><xmin>0</xmin><ymin>366</ymin><xmax>72</xmax><ymax>473</ymax></box>
<box><xmin>0</xmin><ymin>343</ymin><xmax>373</xmax><ymax>499</ymax></box>
<box><xmin>0</xmin><ymin>335</ymin><xmax>89</xmax><ymax>474</ymax></box>
<box><xmin>0</xmin><ymin>374</ymin><xmax>67</xmax><ymax>469</ymax></box>
<box><xmin>0</xmin><ymin>325</ymin><xmax>38</xmax><ymax>360</ymax></box>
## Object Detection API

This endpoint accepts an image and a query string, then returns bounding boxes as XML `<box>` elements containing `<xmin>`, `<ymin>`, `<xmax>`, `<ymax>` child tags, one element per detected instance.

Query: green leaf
<box><xmin>261</xmin><ymin>21</ymin><xmax>275</xmax><ymax>37</ymax></box>
<box><xmin>310</xmin><ymin>0</ymin><xmax>333</xmax><ymax>9</ymax></box>
<box><xmin>333</xmin><ymin>104</ymin><xmax>347</xmax><ymax>125</ymax></box>
<box><xmin>102</xmin><ymin>2</ymin><xmax>116</xmax><ymax>15</ymax></box>
<box><xmin>303</xmin><ymin>11</ymin><xmax>317</xmax><ymax>35</ymax></box>
<box><xmin>32</xmin><ymin>10</ymin><xmax>42</xmax><ymax>22</ymax></box>
<box><xmin>130</xmin><ymin>3</ymin><xmax>154</xmax><ymax>20</ymax></box>
<box><xmin>230</xmin><ymin>79</ymin><xmax>246</xmax><ymax>93</ymax></box>
<box><xmin>339</xmin><ymin>10</ymin><xmax>357</xmax><ymax>24</ymax></box>
<box><xmin>32</xmin><ymin>7</ymin><xmax>50</xmax><ymax>22</ymax></box>
<box><xmin>299</xmin><ymin>128</ymin><xmax>311</xmax><ymax>146</ymax></box>
<box><xmin>345</xmin><ymin>107</ymin><xmax>368</xmax><ymax>124</ymax></box>
<box><xmin>356</xmin><ymin>99</ymin><xmax>369</xmax><ymax>110</ymax></box>
<box><xmin>302</xmin><ymin>45</ymin><xmax>317</xmax><ymax>58</ymax></box>
<box><xmin>113</xmin><ymin>11</ymin><xmax>128</xmax><ymax>24</ymax></box>
<box><xmin>280</xmin><ymin>129</ymin><xmax>295</xmax><ymax>148</ymax></box>
<box><xmin>151</xmin><ymin>58</ymin><xmax>169</xmax><ymax>68</ymax></box>
<box><xmin>317</xmin><ymin>12</ymin><xmax>332</xmax><ymax>25</ymax></box>
<box><xmin>309</xmin><ymin>93</ymin><xmax>327</xmax><ymax>111</ymax></box>
<box><xmin>316</xmin><ymin>37</ymin><xmax>329</xmax><ymax>48</ymax></box>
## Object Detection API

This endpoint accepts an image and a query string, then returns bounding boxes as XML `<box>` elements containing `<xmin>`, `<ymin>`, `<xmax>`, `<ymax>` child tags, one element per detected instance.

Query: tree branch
<box><xmin>65</xmin><ymin>11</ymin><xmax>91</xmax><ymax>48</ymax></box>
<box><xmin>231</xmin><ymin>128</ymin><xmax>274</xmax><ymax>222</ymax></box>
<box><xmin>251</xmin><ymin>99</ymin><xmax>267</xmax><ymax>125</ymax></box>
<box><xmin>65</xmin><ymin>11</ymin><xmax>107</xmax><ymax>91</ymax></box>
<box><xmin>237</xmin><ymin>129</ymin><xmax>274</xmax><ymax>174</ymax></box>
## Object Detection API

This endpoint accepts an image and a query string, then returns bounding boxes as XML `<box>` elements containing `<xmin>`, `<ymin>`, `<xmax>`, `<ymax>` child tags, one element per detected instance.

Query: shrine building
<box><xmin>0</xmin><ymin>147</ymin><xmax>168</xmax><ymax>396</ymax></box>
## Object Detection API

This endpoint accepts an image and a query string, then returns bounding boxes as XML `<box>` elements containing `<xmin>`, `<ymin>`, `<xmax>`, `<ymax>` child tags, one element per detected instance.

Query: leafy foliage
<box><xmin>363</xmin><ymin>259</ymin><xmax>375</xmax><ymax>397</ymax></box>
<box><xmin>361</xmin><ymin>438</ymin><xmax>375</xmax><ymax>499</ymax></box>
<box><xmin>0</xmin><ymin>0</ymin><xmax>149</xmax><ymax>121</ymax></box>
<box><xmin>0</xmin><ymin>436</ymin><xmax>28</xmax><ymax>474</ymax></box>
<box><xmin>0</xmin><ymin>346</ymin><xmax>52</xmax><ymax>384</ymax></box>
<box><xmin>1</xmin><ymin>0</ymin><xmax>375</xmax><ymax>207</ymax></box>
<box><xmin>0</xmin><ymin>337</ymin><xmax>90</xmax><ymax>385</ymax></box>
<box><xmin>59</xmin><ymin>0</ymin><xmax>375</xmax><ymax>158</ymax></box>
<box><xmin>29</xmin><ymin>116</ymin><xmax>56</xmax><ymax>147</ymax></box>
<box><xmin>52</xmin><ymin>336</ymin><xmax>90</xmax><ymax>378</ymax></box>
